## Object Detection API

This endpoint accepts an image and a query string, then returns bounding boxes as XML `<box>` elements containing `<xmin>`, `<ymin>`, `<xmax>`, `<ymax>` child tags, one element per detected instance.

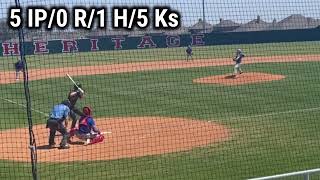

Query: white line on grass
<box><xmin>0</xmin><ymin>97</ymin><xmax>49</xmax><ymax>117</ymax></box>
<box><xmin>2</xmin><ymin>97</ymin><xmax>320</xmax><ymax>122</ymax></box>
<box><xmin>233</xmin><ymin>106</ymin><xmax>320</xmax><ymax>120</ymax></box>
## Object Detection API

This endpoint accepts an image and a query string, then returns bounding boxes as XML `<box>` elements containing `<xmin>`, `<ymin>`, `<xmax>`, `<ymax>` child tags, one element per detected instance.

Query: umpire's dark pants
<box><xmin>46</xmin><ymin>118</ymin><xmax>68</xmax><ymax>146</ymax></box>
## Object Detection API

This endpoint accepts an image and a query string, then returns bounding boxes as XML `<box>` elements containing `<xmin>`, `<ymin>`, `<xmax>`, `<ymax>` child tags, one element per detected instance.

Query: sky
<box><xmin>0</xmin><ymin>0</ymin><xmax>320</xmax><ymax>26</ymax></box>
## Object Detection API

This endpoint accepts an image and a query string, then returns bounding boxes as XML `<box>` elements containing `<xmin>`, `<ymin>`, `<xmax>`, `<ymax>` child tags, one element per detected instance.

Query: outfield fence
<box><xmin>1</xmin><ymin>0</ymin><xmax>320</xmax><ymax>180</ymax></box>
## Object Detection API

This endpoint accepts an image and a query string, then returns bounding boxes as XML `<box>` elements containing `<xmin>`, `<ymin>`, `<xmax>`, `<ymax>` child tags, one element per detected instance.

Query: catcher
<box><xmin>186</xmin><ymin>45</ymin><xmax>193</xmax><ymax>61</ymax></box>
<box><xmin>232</xmin><ymin>49</ymin><xmax>245</xmax><ymax>78</ymax></box>
<box><xmin>69</xmin><ymin>106</ymin><xmax>104</xmax><ymax>145</ymax></box>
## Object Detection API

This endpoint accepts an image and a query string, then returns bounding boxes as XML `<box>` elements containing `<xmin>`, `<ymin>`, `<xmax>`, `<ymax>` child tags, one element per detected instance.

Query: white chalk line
<box><xmin>3</xmin><ymin>97</ymin><xmax>320</xmax><ymax>128</ymax></box>
<box><xmin>0</xmin><ymin>97</ymin><xmax>49</xmax><ymax>117</ymax></box>
<box><xmin>101</xmin><ymin>131</ymin><xmax>112</xmax><ymax>134</ymax></box>
<box><xmin>228</xmin><ymin>106</ymin><xmax>320</xmax><ymax>121</ymax></box>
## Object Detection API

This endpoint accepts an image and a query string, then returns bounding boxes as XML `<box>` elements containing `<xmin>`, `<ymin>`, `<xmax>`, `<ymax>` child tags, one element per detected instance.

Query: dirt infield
<box><xmin>1</xmin><ymin>54</ymin><xmax>320</xmax><ymax>84</ymax></box>
<box><xmin>0</xmin><ymin>117</ymin><xmax>229</xmax><ymax>162</ymax></box>
<box><xmin>193</xmin><ymin>72</ymin><xmax>286</xmax><ymax>85</ymax></box>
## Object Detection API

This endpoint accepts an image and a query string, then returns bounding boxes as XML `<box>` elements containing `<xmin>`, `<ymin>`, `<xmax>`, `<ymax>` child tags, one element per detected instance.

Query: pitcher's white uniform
<box><xmin>233</xmin><ymin>49</ymin><xmax>245</xmax><ymax>75</ymax></box>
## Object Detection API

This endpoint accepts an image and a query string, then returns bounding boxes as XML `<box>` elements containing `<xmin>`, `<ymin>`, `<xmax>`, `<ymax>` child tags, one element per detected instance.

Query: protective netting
<box><xmin>1</xmin><ymin>0</ymin><xmax>320</xmax><ymax>179</ymax></box>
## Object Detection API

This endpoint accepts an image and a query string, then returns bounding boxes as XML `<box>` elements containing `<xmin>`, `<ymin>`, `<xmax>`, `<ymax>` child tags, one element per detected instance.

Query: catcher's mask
<box><xmin>83</xmin><ymin>106</ymin><xmax>92</xmax><ymax>116</ymax></box>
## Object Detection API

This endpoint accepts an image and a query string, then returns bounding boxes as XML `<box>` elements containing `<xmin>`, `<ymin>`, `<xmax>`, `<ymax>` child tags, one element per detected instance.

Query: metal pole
<box><xmin>304</xmin><ymin>174</ymin><xmax>309</xmax><ymax>180</ymax></box>
<box><xmin>202</xmin><ymin>0</ymin><xmax>205</xmax><ymax>33</ymax></box>
<box><xmin>14</xmin><ymin>0</ymin><xmax>38</xmax><ymax>179</ymax></box>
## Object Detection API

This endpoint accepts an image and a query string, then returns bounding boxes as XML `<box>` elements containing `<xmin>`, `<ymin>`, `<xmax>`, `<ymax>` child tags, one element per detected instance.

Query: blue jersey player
<box><xmin>186</xmin><ymin>45</ymin><xmax>193</xmax><ymax>61</ymax></box>
<box><xmin>14</xmin><ymin>58</ymin><xmax>25</xmax><ymax>81</ymax></box>
<box><xmin>232</xmin><ymin>49</ymin><xmax>245</xmax><ymax>78</ymax></box>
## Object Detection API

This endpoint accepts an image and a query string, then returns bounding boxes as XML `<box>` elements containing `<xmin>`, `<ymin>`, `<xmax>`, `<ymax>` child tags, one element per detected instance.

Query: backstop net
<box><xmin>1</xmin><ymin>0</ymin><xmax>320</xmax><ymax>179</ymax></box>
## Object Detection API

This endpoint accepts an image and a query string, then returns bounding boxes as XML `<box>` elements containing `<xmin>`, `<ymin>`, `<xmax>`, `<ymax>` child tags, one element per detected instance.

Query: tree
<box><xmin>0</xmin><ymin>18</ymin><xmax>15</xmax><ymax>42</ymax></box>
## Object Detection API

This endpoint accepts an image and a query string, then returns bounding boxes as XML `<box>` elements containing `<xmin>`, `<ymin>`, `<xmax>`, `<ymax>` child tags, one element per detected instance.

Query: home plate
<box><xmin>101</xmin><ymin>131</ymin><xmax>112</xmax><ymax>134</ymax></box>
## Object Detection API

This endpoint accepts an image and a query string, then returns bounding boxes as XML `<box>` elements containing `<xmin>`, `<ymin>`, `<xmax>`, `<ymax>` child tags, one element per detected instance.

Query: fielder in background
<box><xmin>14</xmin><ymin>57</ymin><xmax>25</xmax><ymax>81</ymax></box>
<box><xmin>68</xmin><ymin>83</ymin><xmax>85</xmax><ymax>129</ymax></box>
<box><xmin>186</xmin><ymin>45</ymin><xmax>193</xmax><ymax>61</ymax></box>
<box><xmin>232</xmin><ymin>49</ymin><xmax>245</xmax><ymax>78</ymax></box>
<box><xmin>46</xmin><ymin>100</ymin><xmax>71</xmax><ymax>149</ymax></box>
<box><xmin>69</xmin><ymin>106</ymin><xmax>104</xmax><ymax>145</ymax></box>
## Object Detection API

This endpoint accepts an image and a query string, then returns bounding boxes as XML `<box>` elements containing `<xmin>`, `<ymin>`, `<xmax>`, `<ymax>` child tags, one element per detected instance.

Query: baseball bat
<box><xmin>66</xmin><ymin>73</ymin><xmax>84</xmax><ymax>94</ymax></box>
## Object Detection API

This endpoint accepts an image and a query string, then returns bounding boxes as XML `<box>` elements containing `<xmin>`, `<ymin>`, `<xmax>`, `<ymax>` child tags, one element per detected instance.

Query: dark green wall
<box><xmin>1</xmin><ymin>27</ymin><xmax>320</xmax><ymax>56</ymax></box>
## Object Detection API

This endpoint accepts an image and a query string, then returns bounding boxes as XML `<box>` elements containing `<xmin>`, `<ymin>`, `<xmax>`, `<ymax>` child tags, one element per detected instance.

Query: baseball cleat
<box><xmin>48</xmin><ymin>142</ymin><xmax>56</xmax><ymax>149</ymax></box>
<box><xmin>59</xmin><ymin>144</ymin><xmax>70</xmax><ymax>149</ymax></box>
<box><xmin>84</xmin><ymin>139</ymin><xmax>91</xmax><ymax>146</ymax></box>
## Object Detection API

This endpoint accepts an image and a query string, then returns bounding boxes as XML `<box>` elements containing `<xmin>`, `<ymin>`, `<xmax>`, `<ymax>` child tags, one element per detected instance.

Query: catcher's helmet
<box><xmin>83</xmin><ymin>106</ymin><xmax>92</xmax><ymax>116</ymax></box>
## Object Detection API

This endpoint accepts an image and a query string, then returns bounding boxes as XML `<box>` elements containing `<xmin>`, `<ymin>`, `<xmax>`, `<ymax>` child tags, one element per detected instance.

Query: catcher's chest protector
<box><xmin>79</xmin><ymin>116</ymin><xmax>90</xmax><ymax>127</ymax></box>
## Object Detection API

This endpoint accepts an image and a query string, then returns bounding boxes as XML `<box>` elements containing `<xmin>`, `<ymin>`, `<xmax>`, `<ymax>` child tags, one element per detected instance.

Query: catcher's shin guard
<box><xmin>88</xmin><ymin>134</ymin><xmax>104</xmax><ymax>145</ymax></box>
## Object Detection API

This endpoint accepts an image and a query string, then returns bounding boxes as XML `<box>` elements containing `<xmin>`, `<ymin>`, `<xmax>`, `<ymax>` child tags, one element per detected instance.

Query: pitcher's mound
<box><xmin>193</xmin><ymin>72</ymin><xmax>285</xmax><ymax>86</ymax></box>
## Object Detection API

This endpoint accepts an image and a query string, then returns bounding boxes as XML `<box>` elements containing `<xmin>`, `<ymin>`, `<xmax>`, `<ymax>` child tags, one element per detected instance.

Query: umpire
<box><xmin>47</xmin><ymin>100</ymin><xmax>71</xmax><ymax>149</ymax></box>
<box><xmin>68</xmin><ymin>83</ymin><xmax>85</xmax><ymax>129</ymax></box>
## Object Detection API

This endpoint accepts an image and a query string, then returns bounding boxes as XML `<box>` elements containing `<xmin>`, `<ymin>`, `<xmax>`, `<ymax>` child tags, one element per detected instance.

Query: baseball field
<box><xmin>1</xmin><ymin>41</ymin><xmax>320</xmax><ymax>179</ymax></box>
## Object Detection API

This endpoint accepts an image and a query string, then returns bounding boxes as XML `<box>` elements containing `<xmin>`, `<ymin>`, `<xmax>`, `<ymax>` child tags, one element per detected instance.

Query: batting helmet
<box><xmin>83</xmin><ymin>106</ymin><xmax>92</xmax><ymax>116</ymax></box>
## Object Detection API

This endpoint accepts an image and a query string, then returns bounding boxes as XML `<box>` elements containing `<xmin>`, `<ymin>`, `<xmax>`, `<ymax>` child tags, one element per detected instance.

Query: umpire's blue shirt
<box><xmin>49</xmin><ymin>104</ymin><xmax>70</xmax><ymax>121</ymax></box>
